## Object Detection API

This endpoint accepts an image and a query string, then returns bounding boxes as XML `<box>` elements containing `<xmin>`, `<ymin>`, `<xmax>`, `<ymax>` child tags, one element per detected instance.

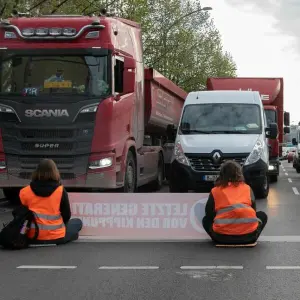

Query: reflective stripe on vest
<box><xmin>31</xmin><ymin>223</ymin><xmax>65</xmax><ymax>230</ymax></box>
<box><xmin>216</xmin><ymin>203</ymin><xmax>250</xmax><ymax>215</ymax></box>
<box><xmin>35</xmin><ymin>213</ymin><xmax>62</xmax><ymax>220</ymax></box>
<box><xmin>214</xmin><ymin>218</ymin><xmax>260</xmax><ymax>224</ymax></box>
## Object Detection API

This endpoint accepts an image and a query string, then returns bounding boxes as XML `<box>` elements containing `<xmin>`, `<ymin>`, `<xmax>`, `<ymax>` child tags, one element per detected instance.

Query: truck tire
<box><xmin>151</xmin><ymin>153</ymin><xmax>164</xmax><ymax>191</ymax></box>
<box><xmin>122</xmin><ymin>151</ymin><xmax>137</xmax><ymax>193</ymax></box>
<box><xmin>297</xmin><ymin>167</ymin><xmax>300</xmax><ymax>174</ymax></box>
<box><xmin>269</xmin><ymin>175</ymin><xmax>278</xmax><ymax>183</ymax></box>
<box><xmin>253</xmin><ymin>175</ymin><xmax>269</xmax><ymax>199</ymax></box>
<box><xmin>3</xmin><ymin>188</ymin><xmax>21</xmax><ymax>205</ymax></box>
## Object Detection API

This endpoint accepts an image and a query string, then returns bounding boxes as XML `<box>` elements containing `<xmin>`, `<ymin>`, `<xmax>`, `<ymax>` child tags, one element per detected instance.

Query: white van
<box><xmin>169</xmin><ymin>90</ymin><xmax>278</xmax><ymax>198</ymax></box>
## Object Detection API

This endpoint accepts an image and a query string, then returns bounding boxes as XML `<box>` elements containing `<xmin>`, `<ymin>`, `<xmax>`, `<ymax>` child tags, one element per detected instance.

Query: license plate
<box><xmin>203</xmin><ymin>175</ymin><xmax>218</xmax><ymax>182</ymax></box>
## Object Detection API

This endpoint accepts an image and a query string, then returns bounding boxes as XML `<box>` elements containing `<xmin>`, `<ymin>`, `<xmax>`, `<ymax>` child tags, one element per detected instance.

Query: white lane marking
<box><xmin>266</xmin><ymin>266</ymin><xmax>300</xmax><ymax>270</ymax></box>
<box><xmin>292</xmin><ymin>187</ymin><xmax>299</xmax><ymax>195</ymax></box>
<box><xmin>180</xmin><ymin>266</ymin><xmax>243</xmax><ymax>270</ymax></box>
<box><xmin>285</xmin><ymin>172</ymin><xmax>289</xmax><ymax>176</ymax></box>
<box><xmin>0</xmin><ymin>200</ymin><xmax>9</xmax><ymax>206</ymax></box>
<box><xmin>99</xmin><ymin>266</ymin><xmax>159</xmax><ymax>270</ymax></box>
<box><xmin>77</xmin><ymin>235</ymin><xmax>300</xmax><ymax>243</ymax></box>
<box><xmin>17</xmin><ymin>265</ymin><xmax>77</xmax><ymax>269</ymax></box>
<box><xmin>288</xmin><ymin>178</ymin><xmax>292</xmax><ymax>183</ymax></box>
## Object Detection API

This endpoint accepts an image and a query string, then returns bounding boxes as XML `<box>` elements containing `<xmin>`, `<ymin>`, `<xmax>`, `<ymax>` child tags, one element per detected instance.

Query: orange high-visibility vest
<box><xmin>19</xmin><ymin>185</ymin><xmax>66</xmax><ymax>240</ymax></box>
<box><xmin>212</xmin><ymin>183</ymin><xmax>260</xmax><ymax>235</ymax></box>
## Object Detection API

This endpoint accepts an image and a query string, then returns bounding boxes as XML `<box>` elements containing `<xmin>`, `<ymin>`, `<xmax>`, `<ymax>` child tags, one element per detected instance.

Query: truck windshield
<box><xmin>264</xmin><ymin>109</ymin><xmax>277</xmax><ymax>126</ymax></box>
<box><xmin>180</xmin><ymin>103</ymin><xmax>262</xmax><ymax>134</ymax></box>
<box><xmin>0</xmin><ymin>55</ymin><xmax>110</xmax><ymax>98</ymax></box>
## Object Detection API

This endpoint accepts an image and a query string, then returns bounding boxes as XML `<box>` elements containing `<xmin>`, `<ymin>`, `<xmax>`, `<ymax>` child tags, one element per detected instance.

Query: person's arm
<box><xmin>205</xmin><ymin>192</ymin><xmax>216</xmax><ymax>220</ymax></box>
<box><xmin>60</xmin><ymin>187</ymin><xmax>71</xmax><ymax>224</ymax></box>
<box><xmin>250</xmin><ymin>187</ymin><xmax>256</xmax><ymax>210</ymax></box>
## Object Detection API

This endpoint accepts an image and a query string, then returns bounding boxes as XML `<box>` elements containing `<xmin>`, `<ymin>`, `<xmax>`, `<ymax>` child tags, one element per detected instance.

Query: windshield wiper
<box><xmin>209</xmin><ymin>130</ymin><xmax>250</xmax><ymax>134</ymax></box>
<box><xmin>181</xmin><ymin>130</ymin><xmax>216</xmax><ymax>134</ymax></box>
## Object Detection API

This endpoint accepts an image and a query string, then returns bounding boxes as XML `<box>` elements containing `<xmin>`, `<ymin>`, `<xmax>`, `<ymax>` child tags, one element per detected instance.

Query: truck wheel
<box><xmin>296</xmin><ymin>168</ymin><xmax>300</xmax><ymax>174</ymax></box>
<box><xmin>123</xmin><ymin>151</ymin><xmax>137</xmax><ymax>193</ymax></box>
<box><xmin>253</xmin><ymin>176</ymin><xmax>269</xmax><ymax>199</ymax></box>
<box><xmin>269</xmin><ymin>175</ymin><xmax>278</xmax><ymax>183</ymax></box>
<box><xmin>3</xmin><ymin>188</ymin><xmax>21</xmax><ymax>205</ymax></box>
<box><xmin>151</xmin><ymin>153</ymin><xmax>164</xmax><ymax>191</ymax></box>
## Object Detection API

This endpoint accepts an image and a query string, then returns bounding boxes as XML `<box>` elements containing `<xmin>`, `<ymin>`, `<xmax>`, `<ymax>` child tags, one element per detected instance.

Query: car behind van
<box><xmin>169</xmin><ymin>90</ymin><xmax>278</xmax><ymax>198</ymax></box>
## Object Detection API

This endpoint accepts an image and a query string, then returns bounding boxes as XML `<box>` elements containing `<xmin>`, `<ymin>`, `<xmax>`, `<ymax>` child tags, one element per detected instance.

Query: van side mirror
<box><xmin>292</xmin><ymin>138</ymin><xmax>298</xmax><ymax>146</ymax></box>
<box><xmin>284</xmin><ymin>127</ymin><xmax>290</xmax><ymax>134</ymax></box>
<box><xmin>123</xmin><ymin>57</ymin><xmax>136</xmax><ymax>94</ymax></box>
<box><xmin>284</xmin><ymin>112</ymin><xmax>290</xmax><ymax>126</ymax></box>
<box><xmin>266</xmin><ymin>122</ymin><xmax>278</xmax><ymax>139</ymax></box>
<box><xmin>166</xmin><ymin>124</ymin><xmax>177</xmax><ymax>141</ymax></box>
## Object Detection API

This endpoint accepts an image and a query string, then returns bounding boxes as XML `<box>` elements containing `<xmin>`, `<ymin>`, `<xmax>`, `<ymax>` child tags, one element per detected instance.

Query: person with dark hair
<box><xmin>19</xmin><ymin>159</ymin><xmax>83</xmax><ymax>245</ymax></box>
<box><xmin>202</xmin><ymin>160</ymin><xmax>268</xmax><ymax>245</ymax></box>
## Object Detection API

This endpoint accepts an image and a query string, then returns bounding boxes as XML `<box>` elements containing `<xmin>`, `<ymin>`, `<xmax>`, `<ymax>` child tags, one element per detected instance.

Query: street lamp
<box><xmin>165</xmin><ymin>6</ymin><xmax>213</xmax><ymax>34</ymax></box>
<box><xmin>202</xmin><ymin>7</ymin><xmax>213</xmax><ymax>11</ymax></box>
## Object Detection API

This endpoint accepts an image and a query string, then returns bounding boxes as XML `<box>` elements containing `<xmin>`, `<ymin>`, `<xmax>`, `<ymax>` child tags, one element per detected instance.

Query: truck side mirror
<box><xmin>123</xmin><ymin>57</ymin><xmax>136</xmax><ymax>94</ymax></box>
<box><xmin>292</xmin><ymin>138</ymin><xmax>298</xmax><ymax>146</ymax></box>
<box><xmin>265</xmin><ymin>122</ymin><xmax>278</xmax><ymax>139</ymax></box>
<box><xmin>284</xmin><ymin>112</ymin><xmax>290</xmax><ymax>126</ymax></box>
<box><xmin>284</xmin><ymin>127</ymin><xmax>290</xmax><ymax>134</ymax></box>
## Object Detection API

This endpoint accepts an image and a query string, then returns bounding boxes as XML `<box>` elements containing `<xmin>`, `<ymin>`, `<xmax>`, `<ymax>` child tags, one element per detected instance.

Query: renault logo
<box><xmin>212</xmin><ymin>152</ymin><xmax>221</xmax><ymax>164</ymax></box>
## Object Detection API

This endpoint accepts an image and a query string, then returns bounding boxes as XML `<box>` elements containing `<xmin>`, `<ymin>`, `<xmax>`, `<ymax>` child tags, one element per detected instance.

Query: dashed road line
<box><xmin>288</xmin><ymin>178</ymin><xmax>292</xmax><ymax>183</ymax></box>
<box><xmin>285</xmin><ymin>172</ymin><xmax>289</xmax><ymax>176</ymax></box>
<box><xmin>266</xmin><ymin>266</ymin><xmax>300</xmax><ymax>270</ymax></box>
<box><xmin>180</xmin><ymin>266</ymin><xmax>243</xmax><ymax>270</ymax></box>
<box><xmin>99</xmin><ymin>266</ymin><xmax>159</xmax><ymax>270</ymax></box>
<box><xmin>16</xmin><ymin>265</ymin><xmax>77</xmax><ymax>269</ymax></box>
<box><xmin>292</xmin><ymin>187</ymin><xmax>299</xmax><ymax>195</ymax></box>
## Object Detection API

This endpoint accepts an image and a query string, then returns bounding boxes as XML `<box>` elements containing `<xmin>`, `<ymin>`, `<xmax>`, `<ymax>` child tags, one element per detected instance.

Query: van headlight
<box><xmin>245</xmin><ymin>138</ymin><xmax>267</xmax><ymax>166</ymax></box>
<box><xmin>173</xmin><ymin>140</ymin><xmax>190</xmax><ymax>166</ymax></box>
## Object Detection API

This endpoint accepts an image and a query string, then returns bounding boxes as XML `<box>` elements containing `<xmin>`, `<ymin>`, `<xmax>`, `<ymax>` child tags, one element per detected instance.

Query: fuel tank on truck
<box><xmin>144</xmin><ymin>68</ymin><xmax>187</xmax><ymax>135</ymax></box>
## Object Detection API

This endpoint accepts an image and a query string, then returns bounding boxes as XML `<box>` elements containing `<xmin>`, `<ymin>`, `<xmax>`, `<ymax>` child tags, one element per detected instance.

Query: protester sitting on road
<box><xmin>202</xmin><ymin>160</ymin><xmax>268</xmax><ymax>245</ymax></box>
<box><xmin>19</xmin><ymin>159</ymin><xmax>83</xmax><ymax>245</ymax></box>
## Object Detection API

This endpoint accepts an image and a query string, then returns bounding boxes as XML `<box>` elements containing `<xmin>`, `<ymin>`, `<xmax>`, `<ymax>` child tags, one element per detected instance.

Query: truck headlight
<box><xmin>89</xmin><ymin>158</ymin><xmax>113</xmax><ymax>169</ymax></box>
<box><xmin>245</xmin><ymin>138</ymin><xmax>267</xmax><ymax>166</ymax></box>
<box><xmin>173</xmin><ymin>140</ymin><xmax>190</xmax><ymax>166</ymax></box>
<box><xmin>79</xmin><ymin>105</ymin><xmax>98</xmax><ymax>114</ymax></box>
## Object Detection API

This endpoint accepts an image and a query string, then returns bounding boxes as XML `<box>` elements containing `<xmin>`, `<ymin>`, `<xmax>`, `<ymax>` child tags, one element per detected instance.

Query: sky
<box><xmin>199</xmin><ymin>0</ymin><xmax>300</xmax><ymax>124</ymax></box>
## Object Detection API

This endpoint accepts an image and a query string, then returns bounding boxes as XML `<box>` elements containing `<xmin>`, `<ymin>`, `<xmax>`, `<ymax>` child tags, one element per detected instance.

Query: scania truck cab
<box><xmin>169</xmin><ymin>90</ymin><xmax>278</xmax><ymax>198</ymax></box>
<box><xmin>0</xmin><ymin>14</ymin><xmax>187</xmax><ymax>202</ymax></box>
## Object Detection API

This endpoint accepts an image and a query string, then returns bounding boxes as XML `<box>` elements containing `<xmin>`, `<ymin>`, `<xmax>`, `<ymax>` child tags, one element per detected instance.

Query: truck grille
<box><xmin>21</xmin><ymin>142</ymin><xmax>73</xmax><ymax>152</ymax></box>
<box><xmin>20</xmin><ymin>129</ymin><xmax>73</xmax><ymax>139</ymax></box>
<box><xmin>187</xmin><ymin>155</ymin><xmax>248</xmax><ymax>172</ymax></box>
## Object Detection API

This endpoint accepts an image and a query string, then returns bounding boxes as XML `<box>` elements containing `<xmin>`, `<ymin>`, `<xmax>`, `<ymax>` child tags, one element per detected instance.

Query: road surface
<box><xmin>1</xmin><ymin>160</ymin><xmax>300</xmax><ymax>300</ymax></box>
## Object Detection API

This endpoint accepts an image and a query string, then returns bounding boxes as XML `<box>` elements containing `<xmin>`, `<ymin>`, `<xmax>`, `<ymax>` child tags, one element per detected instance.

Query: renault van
<box><xmin>169</xmin><ymin>90</ymin><xmax>278</xmax><ymax>198</ymax></box>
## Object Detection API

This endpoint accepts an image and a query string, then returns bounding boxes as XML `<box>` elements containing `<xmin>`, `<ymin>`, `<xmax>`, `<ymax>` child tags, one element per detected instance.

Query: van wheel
<box><xmin>253</xmin><ymin>176</ymin><xmax>269</xmax><ymax>199</ymax></box>
<box><xmin>3</xmin><ymin>188</ymin><xmax>21</xmax><ymax>205</ymax></box>
<box><xmin>151</xmin><ymin>153</ymin><xmax>164</xmax><ymax>191</ymax></box>
<box><xmin>122</xmin><ymin>151</ymin><xmax>137</xmax><ymax>193</ymax></box>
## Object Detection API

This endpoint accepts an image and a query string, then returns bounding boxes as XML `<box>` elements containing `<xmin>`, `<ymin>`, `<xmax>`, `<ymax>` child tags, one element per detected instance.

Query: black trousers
<box><xmin>202</xmin><ymin>211</ymin><xmax>268</xmax><ymax>244</ymax></box>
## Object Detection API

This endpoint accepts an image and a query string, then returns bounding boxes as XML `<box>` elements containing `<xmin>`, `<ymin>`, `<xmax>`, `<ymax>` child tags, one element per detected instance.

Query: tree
<box><xmin>0</xmin><ymin>0</ymin><xmax>237</xmax><ymax>92</ymax></box>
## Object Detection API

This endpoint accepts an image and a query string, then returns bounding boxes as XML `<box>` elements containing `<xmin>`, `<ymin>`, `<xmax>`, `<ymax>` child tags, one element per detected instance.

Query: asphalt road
<box><xmin>1</xmin><ymin>161</ymin><xmax>300</xmax><ymax>299</ymax></box>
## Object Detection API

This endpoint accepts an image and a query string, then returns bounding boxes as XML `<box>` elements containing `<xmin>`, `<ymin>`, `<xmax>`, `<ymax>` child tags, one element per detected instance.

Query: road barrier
<box><xmin>69</xmin><ymin>193</ymin><xmax>210</xmax><ymax>241</ymax></box>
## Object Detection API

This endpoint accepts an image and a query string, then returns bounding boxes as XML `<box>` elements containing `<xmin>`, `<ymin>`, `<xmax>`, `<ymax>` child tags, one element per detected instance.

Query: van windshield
<box><xmin>180</xmin><ymin>103</ymin><xmax>262</xmax><ymax>134</ymax></box>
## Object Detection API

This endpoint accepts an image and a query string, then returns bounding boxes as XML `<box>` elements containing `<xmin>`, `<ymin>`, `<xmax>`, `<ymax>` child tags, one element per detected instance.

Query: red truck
<box><xmin>0</xmin><ymin>13</ymin><xmax>187</xmax><ymax>202</ymax></box>
<box><xmin>207</xmin><ymin>77</ymin><xmax>290</xmax><ymax>182</ymax></box>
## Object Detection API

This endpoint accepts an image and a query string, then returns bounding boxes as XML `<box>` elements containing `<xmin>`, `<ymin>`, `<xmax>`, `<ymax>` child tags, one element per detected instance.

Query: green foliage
<box><xmin>0</xmin><ymin>0</ymin><xmax>237</xmax><ymax>92</ymax></box>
